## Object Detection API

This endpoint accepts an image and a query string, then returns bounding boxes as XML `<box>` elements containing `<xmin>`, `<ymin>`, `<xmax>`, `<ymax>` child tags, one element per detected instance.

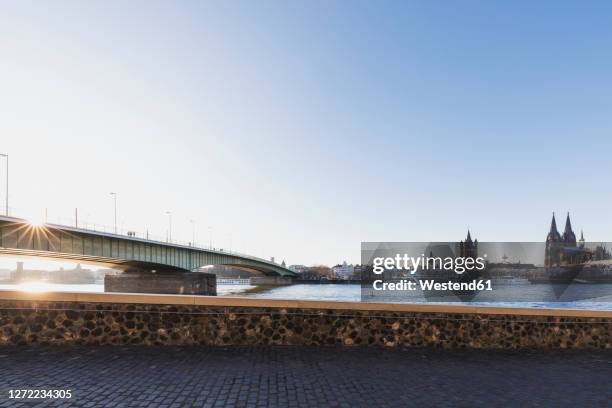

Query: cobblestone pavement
<box><xmin>0</xmin><ymin>346</ymin><xmax>610</xmax><ymax>408</ymax></box>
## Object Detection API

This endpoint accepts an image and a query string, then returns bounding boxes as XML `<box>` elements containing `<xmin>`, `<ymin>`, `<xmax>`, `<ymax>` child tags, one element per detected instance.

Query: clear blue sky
<box><xmin>1</xmin><ymin>1</ymin><xmax>611</xmax><ymax>266</ymax></box>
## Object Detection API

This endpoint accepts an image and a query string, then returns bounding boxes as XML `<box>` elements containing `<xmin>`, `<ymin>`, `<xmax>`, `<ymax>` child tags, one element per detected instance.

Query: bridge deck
<box><xmin>0</xmin><ymin>215</ymin><xmax>295</xmax><ymax>276</ymax></box>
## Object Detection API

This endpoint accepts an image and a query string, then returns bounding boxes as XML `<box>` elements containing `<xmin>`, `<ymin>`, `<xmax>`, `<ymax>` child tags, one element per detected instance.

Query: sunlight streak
<box><xmin>15</xmin><ymin>281</ymin><xmax>52</xmax><ymax>293</ymax></box>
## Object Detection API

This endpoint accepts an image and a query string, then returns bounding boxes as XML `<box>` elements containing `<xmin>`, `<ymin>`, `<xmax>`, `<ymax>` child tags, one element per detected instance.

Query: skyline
<box><xmin>1</xmin><ymin>1</ymin><xmax>612</xmax><ymax>265</ymax></box>
<box><xmin>0</xmin><ymin>211</ymin><xmax>606</xmax><ymax>271</ymax></box>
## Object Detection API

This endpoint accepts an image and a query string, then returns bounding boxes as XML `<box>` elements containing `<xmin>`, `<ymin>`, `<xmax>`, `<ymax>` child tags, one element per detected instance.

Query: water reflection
<box><xmin>0</xmin><ymin>282</ymin><xmax>104</xmax><ymax>293</ymax></box>
<box><xmin>0</xmin><ymin>257</ymin><xmax>115</xmax><ymax>290</ymax></box>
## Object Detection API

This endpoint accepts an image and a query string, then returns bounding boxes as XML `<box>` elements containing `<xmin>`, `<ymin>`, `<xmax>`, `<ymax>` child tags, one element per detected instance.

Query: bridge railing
<box><xmin>0</xmin><ymin>208</ymin><xmax>283</xmax><ymax>268</ymax></box>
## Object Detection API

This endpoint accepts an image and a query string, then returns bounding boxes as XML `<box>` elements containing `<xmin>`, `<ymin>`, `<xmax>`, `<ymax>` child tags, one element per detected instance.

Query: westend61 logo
<box><xmin>361</xmin><ymin>236</ymin><xmax>495</xmax><ymax>297</ymax></box>
<box><xmin>370</xmin><ymin>252</ymin><xmax>491</xmax><ymax>293</ymax></box>
<box><xmin>372</xmin><ymin>254</ymin><xmax>486</xmax><ymax>275</ymax></box>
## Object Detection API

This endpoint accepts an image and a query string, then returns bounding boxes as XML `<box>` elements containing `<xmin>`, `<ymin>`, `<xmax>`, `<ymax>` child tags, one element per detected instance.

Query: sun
<box><xmin>22</xmin><ymin>211</ymin><xmax>47</xmax><ymax>227</ymax></box>
<box><xmin>27</xmin><ymin>218</ymin><xmax>44</xmax><ymax>227</ymax></box>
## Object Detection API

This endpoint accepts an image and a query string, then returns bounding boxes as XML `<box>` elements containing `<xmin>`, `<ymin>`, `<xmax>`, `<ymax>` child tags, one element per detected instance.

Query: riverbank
<box><xmin>0</xmin><ymin>291</ymin><xmax>610</xmax><ymax>349</ymax></box>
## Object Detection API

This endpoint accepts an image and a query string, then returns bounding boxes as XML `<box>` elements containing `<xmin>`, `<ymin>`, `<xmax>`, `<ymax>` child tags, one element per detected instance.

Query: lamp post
<box><xmin>0</xmin><ymin>154</ymin><xmax>7</xmax><ymax>216</ymax></box>
<box><xmin>189</xmin><ymin>219</ymin><xmax>196</xmax><ymax>246</ymax></box>
<box><xmin>166</xmin><ymin>211</ymin><xmax>172</xmax><ymax>242</ymax></box>
<box><xmin>109</xmin><ymin>192</ymin><xmax>117</xmax><ymax>234</ymax></box>
<box><xmin>208</xmin><ymin>226</ymin><xmax>212</xmax><ymax>249</ymax></box>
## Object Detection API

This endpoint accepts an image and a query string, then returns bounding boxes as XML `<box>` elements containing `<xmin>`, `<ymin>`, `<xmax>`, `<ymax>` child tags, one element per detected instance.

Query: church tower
<box><xmin>457</xmin><ymin>230</ymin><xmax>478</xmax><ymax>259</ymax></box>
<box><xmin>545</xmin><ymin>213</ymin><xmax>562</xmax><ymax>267</ymax></box>
<box><xmin>562</xmin><ymin>212</ymin><xmax>576</xmax><ymax>247</ymax></box>
<box><xmin>546</xmin><ymin>213</ymin><xmax>561</xmax><ymax>243</ymax></box>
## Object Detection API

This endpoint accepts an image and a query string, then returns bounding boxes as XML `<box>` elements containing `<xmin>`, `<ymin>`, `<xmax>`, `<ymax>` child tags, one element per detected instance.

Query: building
<box><xmin>332</xmin><ymin>261</ymin><xmax>354</xmax><ymax>280</ymax></box>
<box><xmin>300</xmin><ymin>266</ymin><xmax>333</xmax><ymax>280</ymax></box>
<box><xmin>352</xmin><ymin>264</ymin><xmax>365</xmax><ymax>280</ymax></box>
<box><xmin>456</xmin><ymin>230</ymin><xmax>478</xmax><ymax>259</ymax></box>
<box><xmin>545</xmin><ymin>213</ymin><xmax>590</xmax><ymax>267</ymax></box>
<box><xmin>288</xmin><ymin>265</ymin><xmax>309</xmax><ymax>274</ymax></box>
<box><xmin>593</xmin><ymin>244</ymin><xmax>612</xmax><ymax>261</ymax></box>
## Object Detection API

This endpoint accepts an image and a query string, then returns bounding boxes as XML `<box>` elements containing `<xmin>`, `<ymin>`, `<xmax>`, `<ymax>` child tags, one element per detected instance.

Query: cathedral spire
<box><xmin>562</xmin><ymin>212</ymin><xmax>577</xmax><ymax>245</ymax></box>
<box><xmin>547</xmin><ymin>212</ymin><xmax>561</xmax><ymax>242</ymax></box>
<box><xmin>550</xmin><ymin>213</ymin><xmax>558</xmax><ymax>234</ymax></box>
<box><xmin>564</xmin><ymin>212</ymin><xmax>573</xmax><ymax>235</ymax></box>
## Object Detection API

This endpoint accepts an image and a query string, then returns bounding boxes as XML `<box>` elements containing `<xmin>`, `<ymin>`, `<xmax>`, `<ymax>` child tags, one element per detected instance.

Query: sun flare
<box><xmin>16</xmin><ymin>281</ymin><xmax>52</xmax><ymax>293</ymax></box>
<box><xmin>27</xmin><ymin>219</ymin><xmax>44</xmax><ymax>227</ymax></box>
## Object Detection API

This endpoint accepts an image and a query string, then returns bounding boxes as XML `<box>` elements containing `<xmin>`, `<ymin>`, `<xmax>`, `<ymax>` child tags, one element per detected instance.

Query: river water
<box><xmin>1</xmin><ymin>282</ymin><xmax>611</xmax><ymax>310</ymax></box>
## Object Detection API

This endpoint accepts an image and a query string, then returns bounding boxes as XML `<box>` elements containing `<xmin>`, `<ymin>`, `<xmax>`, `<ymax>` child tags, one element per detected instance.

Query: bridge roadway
<box><xmin>0</xmin><ymin>215</ymin><xmax>295</xmax><ymax>277</ymax></box>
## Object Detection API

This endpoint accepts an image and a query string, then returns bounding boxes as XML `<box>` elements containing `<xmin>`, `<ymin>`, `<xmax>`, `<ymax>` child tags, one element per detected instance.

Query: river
<box><xmin>2</xmin><ymin>281</ymin><xmax>612</xmax><ymax>310</ymax></box>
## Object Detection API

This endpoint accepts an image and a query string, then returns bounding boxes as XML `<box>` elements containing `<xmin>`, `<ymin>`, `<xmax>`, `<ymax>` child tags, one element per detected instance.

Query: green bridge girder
<box><xmin>0</xmin><ymin>216</ymin><xmax>296</xmax><ymax>277</ymax></box>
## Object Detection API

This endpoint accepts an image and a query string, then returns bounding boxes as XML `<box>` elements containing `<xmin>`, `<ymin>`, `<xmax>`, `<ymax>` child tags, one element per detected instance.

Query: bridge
<box><xmin>0</xmin><ymin>215</ymin><xmax>295</xmax><ymax>295</ymax></box>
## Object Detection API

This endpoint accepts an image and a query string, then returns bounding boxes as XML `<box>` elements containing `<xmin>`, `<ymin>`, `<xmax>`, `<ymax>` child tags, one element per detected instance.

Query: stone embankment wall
<box><xmin>0</xmin><ymin>292</ymin><xmax>610</xmax><ymax>349</ymax></box>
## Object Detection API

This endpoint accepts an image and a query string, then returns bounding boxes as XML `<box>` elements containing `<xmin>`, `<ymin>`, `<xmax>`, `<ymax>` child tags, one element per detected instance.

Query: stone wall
<box><xmin>0</xmin><ymin>293</ymin><xmax>610</xmax><ymax>349</ymax></box>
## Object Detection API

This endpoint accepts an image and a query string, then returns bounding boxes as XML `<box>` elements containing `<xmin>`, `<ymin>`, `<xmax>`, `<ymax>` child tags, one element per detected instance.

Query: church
<box><xmin>545</xmin><ymin>213</ymin><xmax>588</xmax><ymax>268</ymax></box>
<box><xmin>456</xmin><ymin>230</ymin><xmax>478</xmax><ymax>259</ymax></box>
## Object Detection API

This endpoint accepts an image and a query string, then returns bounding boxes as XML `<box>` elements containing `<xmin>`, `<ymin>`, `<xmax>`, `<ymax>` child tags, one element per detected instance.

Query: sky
<box><xmin>1</xmin><ymin>0</ymin><xmax>611</xmax><ymax>267</ymax></box>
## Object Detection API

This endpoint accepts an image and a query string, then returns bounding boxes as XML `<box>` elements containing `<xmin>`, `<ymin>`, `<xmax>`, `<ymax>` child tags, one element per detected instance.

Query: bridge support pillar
<box><xmin>104</xmin><ymin>272</ymin><xmax>216</xmax><ymax>296</ymax></box>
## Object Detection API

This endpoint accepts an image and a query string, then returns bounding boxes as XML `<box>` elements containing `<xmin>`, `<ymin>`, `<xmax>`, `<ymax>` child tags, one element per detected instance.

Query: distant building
<box><xmin>545</xmin><ymin>213</ymin><xmax>590</xmax><ymax>267</ymax></box>
<box><xmin>332</xmin><ymin>261</ymin><xmax>354</xmax><ymax>280</ymax></box>
<box><xmin>288</xmin><ymin>265</ymin><xmax>309</xmax><ymax>274</ymax></box>
<box><xmin>593</xmin><ymin>244</ymin><xmax>612</xmax><ymax>261</ymax></box>
<box><xmin>50</xmin><ymin>264</ymin><xmax>96</xmax><ymax>284</ymax></box>
<box><xmin>299</xmin><ymin>266</ymin><xmax>333</xmax><ymax>280</ymax></box>
<box><xmin>351</xmin><ymin>264</ymin><xmax>365</xmax><ymax>280</ymax></box>
<box><xmin>456</xmin><ymin>230</ymin><xmax>478</xmax><ymax>259</ymax></box>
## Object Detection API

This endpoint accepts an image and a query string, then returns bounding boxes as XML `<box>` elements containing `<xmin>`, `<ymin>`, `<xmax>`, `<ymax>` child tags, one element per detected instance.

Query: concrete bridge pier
<box><xmin>104</xmin><ymin>272</ymin><xmax>217</xmax><ymax>296</ymax></box>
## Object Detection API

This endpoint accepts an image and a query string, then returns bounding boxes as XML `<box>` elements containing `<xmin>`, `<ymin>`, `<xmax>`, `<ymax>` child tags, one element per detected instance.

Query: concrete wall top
<box><xmin>0</xmin><ymin>290</ymin><xmax>610</xmax><ymax>318</ymax></box>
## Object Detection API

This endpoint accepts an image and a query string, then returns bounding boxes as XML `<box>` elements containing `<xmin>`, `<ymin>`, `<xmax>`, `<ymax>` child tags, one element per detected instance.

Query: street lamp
<box><xmin>165</xmin><ymin>211</ymin><xmax>172</xmax><ymax>242</ymax></box>
<box><xmin>208</xmin><ymin>226</ymin><xmax>212</xmax><ymax>249</ymax></box>
<box><xmin>0</xmin><ymin>154</ymin><xmax>8</xmax><ymax>216</ymax></box>
<box><xmin>189</xmin><ymin>219</ymin><xmax>196</xmax><ymax>246</ymax></box>
<box><xmin>109</xmin><ymin>192</ymin><xmax>117</xmax><ymax>234</ymax></box>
